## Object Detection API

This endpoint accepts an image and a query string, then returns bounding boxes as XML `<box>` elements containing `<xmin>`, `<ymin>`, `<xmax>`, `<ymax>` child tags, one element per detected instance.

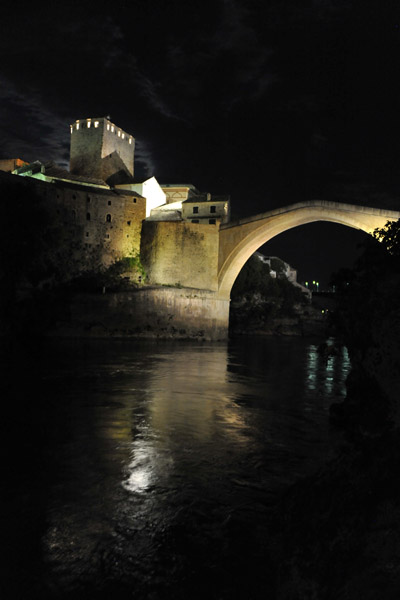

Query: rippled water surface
<box><xmin>4</xmin><ymin>336</ymin><xmax>350</xmax><ymax>599</ymax></box>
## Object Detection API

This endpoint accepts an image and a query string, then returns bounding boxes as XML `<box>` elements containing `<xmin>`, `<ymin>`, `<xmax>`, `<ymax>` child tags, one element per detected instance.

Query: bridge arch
<box><xmin>217</xmin><ymin>201</ymin><xmax>400</xmax><ymax>299</ymax></box>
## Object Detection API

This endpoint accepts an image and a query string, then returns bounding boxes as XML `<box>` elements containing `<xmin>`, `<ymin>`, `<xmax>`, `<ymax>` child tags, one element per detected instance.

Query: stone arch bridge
<box><xmin>140</xmin><ymin>200</ymin><xmax>400</xmax><ymax>339</ymax></box>
<box><xmin>217</xmin><ymin>200</ymin><xmax>400</xmax><ymax>299</ymax></box>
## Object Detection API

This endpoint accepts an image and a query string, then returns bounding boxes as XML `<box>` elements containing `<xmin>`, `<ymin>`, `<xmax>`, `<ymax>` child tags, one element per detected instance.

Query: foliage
<box><xmin>232</xmin><ymin>255</ymin><xmax>306</xmax><ymax>307</ymax></box>
<box><xmin>330</xmin><ymin>219</ymin><xmax>400</xmax><ymax>350</ymax></box>
<box><xmin>230</xmin><ymin>255</ymin><xmax>308</xmax><ymax>330</ymax></box>
<box><xmin>372</xmin><ymin>219</ymin><xmax>400</xmax><ymax>256</ymax></box>
<box><xmin>270</xmin><ymin>257</ymin><xmax>286</xmax><ymax>277</ymax></box>
<box><xmin>109</xmin><ymin>252</ymin><xmax>146</xmax><ymax>281</ymax></box>
<box><xmin>231</xmin><ymin>255</ymin><xmax>271</xmax><ymax>298</ymax></box>
<box><xmin>329</xmin><ymin>218</ymin><xmax>400</xmax><ymax>432</ymax></box>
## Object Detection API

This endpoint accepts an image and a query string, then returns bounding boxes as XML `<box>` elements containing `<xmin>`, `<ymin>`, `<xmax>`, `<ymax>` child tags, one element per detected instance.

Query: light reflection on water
<box><xmin>31</xmin><ymin>336</ymin><xmax>349</xmax><ymax>596</ymax></box>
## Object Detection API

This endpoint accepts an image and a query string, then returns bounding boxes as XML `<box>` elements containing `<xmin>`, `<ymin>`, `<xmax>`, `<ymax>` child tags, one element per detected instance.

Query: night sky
<box><xmin>2</xmin><ymin>0</ymin><xmax>400</xmax><ymax>287</ymax></box>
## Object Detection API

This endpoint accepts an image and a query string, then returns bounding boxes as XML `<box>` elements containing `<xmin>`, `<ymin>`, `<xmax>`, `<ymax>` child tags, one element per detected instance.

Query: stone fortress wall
<box><xmin>140</xmin><ymin>220</ymin><xmax>220</xmax><ymax>291</ymax></box>
<box><xmin>0</xmin><ymin>168</ymin><xmax>146</xmax><ymax>265</ymax></box>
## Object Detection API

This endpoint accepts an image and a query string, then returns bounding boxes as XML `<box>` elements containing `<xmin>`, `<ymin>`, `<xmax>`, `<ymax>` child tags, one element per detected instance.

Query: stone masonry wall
<box><xmin>4</xmin><ymin>172</ymin><xmax>145</xmax><ymax>266</ymax></box>
<box><xmin>56</xmin><ymin>287</ymin><xmax>230</xmax><ymax>340</ymax></box>
<box><xmin>140</xmin><ymin>220</ymin><xmax>220</xmax><ymax>291</ymax></box>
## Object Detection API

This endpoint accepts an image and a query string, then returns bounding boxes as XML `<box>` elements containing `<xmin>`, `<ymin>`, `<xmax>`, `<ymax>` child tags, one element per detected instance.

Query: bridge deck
<box><xmin>221</xmin><ymin>200</ymin><xmax>400</xmax><ymax>230</ymax></box>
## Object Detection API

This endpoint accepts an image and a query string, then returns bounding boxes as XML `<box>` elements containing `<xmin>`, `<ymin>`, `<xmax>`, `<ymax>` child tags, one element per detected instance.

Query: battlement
<box><xmin>70</xmin><ymin>117</ymin><xmax>135</xmax><ymax>183</ymax></box>
<box><xmin>70</xmin><ymin>117</ymin><xmax>134</xmax><ymax>145</ymax></box>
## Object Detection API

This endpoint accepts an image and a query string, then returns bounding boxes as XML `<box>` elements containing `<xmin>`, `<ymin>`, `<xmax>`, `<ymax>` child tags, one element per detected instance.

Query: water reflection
<box><xmin>19</xmin><ymin>337</ymin><xmax>351</xmax><ymax>597</ymax></box>
<box><xmin>305</xmin><ymin>341</ymin><xmax>349</xmax><ymax>397</ymax></box>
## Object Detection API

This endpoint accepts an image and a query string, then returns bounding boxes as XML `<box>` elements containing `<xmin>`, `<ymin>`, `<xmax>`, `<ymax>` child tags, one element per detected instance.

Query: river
<box><xmin>2</xmin><ymin>335</ymin><xmax>350</xmax><ymax>599</ymax></box>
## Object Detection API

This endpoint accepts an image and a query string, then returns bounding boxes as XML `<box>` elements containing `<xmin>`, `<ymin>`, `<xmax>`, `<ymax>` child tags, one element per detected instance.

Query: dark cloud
<box><xmin>134</xmin><ymin>137</ymin><xmax>157</xmax><ymax>178</ymax></box>
<box><xmin>0</xmin><ymin>77</ymin><xmax>70</xmax><ymax>166</ymax></box>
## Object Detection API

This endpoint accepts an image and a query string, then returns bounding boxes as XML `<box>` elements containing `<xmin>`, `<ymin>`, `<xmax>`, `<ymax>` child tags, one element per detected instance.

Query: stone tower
<box><xmin>70</xmin><ymin>117</ymin><xmax>135</xmax><ymax>183</ymax></box>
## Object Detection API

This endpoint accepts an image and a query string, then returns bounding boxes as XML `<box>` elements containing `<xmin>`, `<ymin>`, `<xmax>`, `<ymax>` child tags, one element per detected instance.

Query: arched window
<box><xmin>106</xmin><ymin>214</ymin><xmax>112</xmax><ymax>223</ymax></box>
<box><xmin>86</xmin><ymin>212</ymin><xmax>91</xmax><ymax>221</ymax></box>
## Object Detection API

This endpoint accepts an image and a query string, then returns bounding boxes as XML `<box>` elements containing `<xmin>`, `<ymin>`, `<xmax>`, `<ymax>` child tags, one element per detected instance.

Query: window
<box><xmin>122</xmin><ymin>133</ymin><xmax>125</xmax><ymax>139</ymax></box>
<box><xmin>126</xmin><ymin>234</ymin><xmax>129</xmax><ymax>238</ymax></box>
<box><xmin>209</xmin><ymin>218</ymin><xmax>216</xmax><ymax>225</ymax></box>
<box><xmin>129</xmin><ymin>138</ymin><xmax>132</xmax><ymax>144</ymax></box>
<box><xmin>111</xmin><ymin>126</ymin><xmax>114</xmax><ymax>132</ymax></box>
<box><xmin>133</xmin><ymin>198</ymin><xmax>136</xmax><ymax>203</ymax></box>
<box><xmin>106</xmin><ymin>214</ymin><xmax>112</xmax><ymax>223</ymax></box>
<box><xmin>192</xmin><ymin>219</ymin><xmax>199</xmax><ymax>223</ymax></box>
<box><xmin>87</xmin><ymin>120</ymin><xmax>91</xmax><ymax>128</ymax></box>
<box><xmin>86</xmin><ymin>212</ymin><xmax>91</xmax><ymax>221</ymax></box>
<box><xmin>105</xmin><ymin>234</ymin><xmax>110</xmax><ymax>239</ymax></box>
<box><xmin>94</xmin><ymin>121</ymin><xmax>99</xmax><ymax>128</ymax></box>
<box><xmin>127</xmin><ymin>220</ymin><xmax>131</xmax><ymax>226</ymax></box>
<box><xmin>76</xmin><ymin>123</ymin><xmax>79</xmax><ymax>130</ymax></box>
<box><xmin>107</xmin><ymin>124</ymin><xmax>110</xmax><ymax>131</ymax></box>
<box><xmin>108</xmin><ymin>200</ymin><xmax>111</xmax><ymax>205</ymax></box>
<box><xmin>193</xmin><ymin>206</ymin><xmax>199</xmax><ymax>214</ymax></box>
<box><xmin>86</xmin><ymin>232</ymin><xmax>89</xmax><ymax>237</ymax></box>
<box><xmin>118</xmin><ymin>130</ymin><xmax>121</xmax><ymax>137</ymax></box>
<box><xmin>210</xmin><ymin>205</ymin><xmax>216</xmax><ymax>213</ymax></box>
